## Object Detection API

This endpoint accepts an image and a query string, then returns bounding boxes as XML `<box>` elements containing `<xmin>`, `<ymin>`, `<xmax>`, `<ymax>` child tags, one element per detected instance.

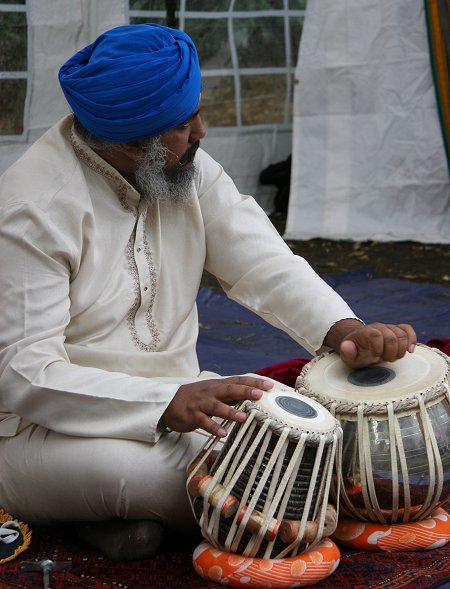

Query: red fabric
<box><xmin>255</xmin><ymin>357</ymin><xmax>310</xmax><ymax>387</ymax></box>
<box><xmin>426</xmin><ymin>338</ymin><xmax>450</xmax><ymax>357</ymax></box>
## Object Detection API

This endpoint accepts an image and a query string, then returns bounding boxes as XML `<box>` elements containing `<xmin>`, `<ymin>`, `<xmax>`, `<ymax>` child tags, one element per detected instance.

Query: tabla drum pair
<box><xmin>188</xmin><ymin>343</ymin><xmax>450</xmax><ymax>587</ymax></box>
<box><xmin>296</xmin><ymin>343</ymin><xmax>450</xmax><ymax>551</ymax></box>
<box><xmin>187</xmin><ymin>380</ymin><xmax>342</xmax><ymax>587</ymax></box>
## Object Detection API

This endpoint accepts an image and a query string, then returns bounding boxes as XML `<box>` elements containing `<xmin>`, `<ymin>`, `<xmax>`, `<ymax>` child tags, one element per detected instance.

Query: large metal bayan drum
<box><xmin>296</xmin><ymin>344</ymin><xmax>450</xmax><ymax>524</ymax></box>
<box><xmin>187</xmin><ymin>381</ymin><xmax>342</xmax><ymax>560</ymax></box>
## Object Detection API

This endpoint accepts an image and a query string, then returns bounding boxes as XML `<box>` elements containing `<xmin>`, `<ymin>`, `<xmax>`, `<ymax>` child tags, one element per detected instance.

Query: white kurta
<box><xmin>0</xmin><ymin>115</ymin><xmax>356</xmax><ymax>524</ymax></box>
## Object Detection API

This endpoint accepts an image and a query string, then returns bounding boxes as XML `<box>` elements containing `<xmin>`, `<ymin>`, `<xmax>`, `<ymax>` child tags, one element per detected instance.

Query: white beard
<box><xmin>134</xmin><ymin>136</ymin><xmax>196</xmax><ymax>205</ymax></box>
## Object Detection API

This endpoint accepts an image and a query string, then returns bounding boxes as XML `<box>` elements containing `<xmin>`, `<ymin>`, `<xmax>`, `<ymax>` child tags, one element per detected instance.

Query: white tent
<box><xmin>286</xmin><ymin>0</ymin><xmax>450</xmax><ymax>244</ymax></box>
<box><xmin>1</xmin><ymin>0</ymin><xmax>449</xmax><ymax>243</ymax></box>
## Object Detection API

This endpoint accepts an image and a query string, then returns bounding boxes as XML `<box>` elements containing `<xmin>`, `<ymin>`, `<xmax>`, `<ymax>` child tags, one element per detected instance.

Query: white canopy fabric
<box><xmin>285</xmin><ymin>0</ymin><xmax>450</xmax><ymax>243</ymax></box>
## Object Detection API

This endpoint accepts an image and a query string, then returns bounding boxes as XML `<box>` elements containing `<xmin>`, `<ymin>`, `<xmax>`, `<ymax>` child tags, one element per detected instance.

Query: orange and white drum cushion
<box><xmin>333</xmin><ymin>507</ymin><xmax>450</xmax><ymax>551</ymax></box>
<box><xmin>193</xmin><ymin>537</ymin><xmax>340</xmax><ymax>588</ymax></box>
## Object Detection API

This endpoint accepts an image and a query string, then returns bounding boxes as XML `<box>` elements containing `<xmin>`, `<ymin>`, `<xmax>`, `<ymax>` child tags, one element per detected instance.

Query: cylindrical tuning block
<box><xmin>188</xmin><ymin>474</ymin><xmax>239</xmax><ymax>519</ymax></box>
<box><xmin>279</xmin><ymin>519</ymin><xmax>319</xmax><ymax>544</ymax></box>
<box><xmin>236</xmin><ymin>506</ymin><xmax>281</xmax><ymax>542</ymax></box>
<box><xmin>279</xmin><ymin>503</ymin><xmax>339</xmax><ymax>544</ymax></box>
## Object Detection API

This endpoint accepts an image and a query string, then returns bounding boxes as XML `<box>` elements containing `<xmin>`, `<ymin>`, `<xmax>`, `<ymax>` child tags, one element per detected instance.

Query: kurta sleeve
<box><xmin>197</xmin><ymin>150</ymin><xmax>358</xmax><ymax>355</ymax></box>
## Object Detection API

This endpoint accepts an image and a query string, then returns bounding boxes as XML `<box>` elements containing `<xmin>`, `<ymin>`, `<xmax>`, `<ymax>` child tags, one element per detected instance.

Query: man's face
<box><xmin>159</xmin><ymin>104</ymin><xmax>206</xmax><ymax>173</ymax></box>
<box><xmin>132</xmin><ymin>101</ymin><xmax>206</xmax><ymax>205</ymax></box>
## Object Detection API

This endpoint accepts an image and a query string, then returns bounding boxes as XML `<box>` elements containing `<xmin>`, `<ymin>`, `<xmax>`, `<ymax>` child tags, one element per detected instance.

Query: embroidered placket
<box><xmin>125</xmin><ymin>207</ymin><xmax>160</xmax><ymax>352</ymax></box>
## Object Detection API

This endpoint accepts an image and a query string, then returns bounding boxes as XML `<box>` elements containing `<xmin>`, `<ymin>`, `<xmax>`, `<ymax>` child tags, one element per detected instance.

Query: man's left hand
<box><xmin>324</xmin><ymin>319</ymin><xmax>417</xmax><ymax>368</ymax></box>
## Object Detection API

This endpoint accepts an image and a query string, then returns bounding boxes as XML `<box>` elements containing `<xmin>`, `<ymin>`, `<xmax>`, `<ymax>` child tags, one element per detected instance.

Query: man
<box><xmin>0</xmin><ymin>24</ymin><xmax>415</xmax><ymax>561</ymax></box>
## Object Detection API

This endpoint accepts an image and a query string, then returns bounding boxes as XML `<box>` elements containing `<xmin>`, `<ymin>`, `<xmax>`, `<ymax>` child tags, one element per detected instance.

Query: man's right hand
<box><xmin>160</xmin><ymin>376</ymin><xmax>274</xmax><ymax>438</ymax></box>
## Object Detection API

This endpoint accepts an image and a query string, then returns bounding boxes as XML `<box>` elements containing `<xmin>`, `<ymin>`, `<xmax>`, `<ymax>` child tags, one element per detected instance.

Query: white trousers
<box><xmin>0</xmin><ymin>424</ymin><xmax>207</xmax><ymax>530</ymax></box>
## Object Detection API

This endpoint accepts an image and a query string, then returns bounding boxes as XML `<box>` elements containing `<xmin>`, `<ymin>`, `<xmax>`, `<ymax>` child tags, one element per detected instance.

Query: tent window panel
<box><xmin>129</xmin><ymin>0</ymin><xmax>166</xmax><ymax>9</ymax></box>
<box><xmin>234</xmin><ymin>0</ymin><xmax>284</xmax><ymax>9</ymax></box>
<box><xmin>0</xmin><ymin>11</ymin><xmax>27</xmax><ymax>70</ymax></box>
<box><xmin>240</xmin><ymin>74</ymin><xmax>286</xmax><ymax>125</ymax></box>
<box><xmin>289</xmin><ymin>0</ymin><xmax>307</xmax><ymax>9</ymax></box>
<box><xmin>130</xmin><ymin>16</ymin><xmax>166</xmax><ymax>25</ymax></box>
<box><xmin>201</xmin><ymin>76</ymin><xmax>236</xmax><ymax>127</ymax></box>
<box><xmin>184</xmin><ymin>18</ymin><xmax>231</xmax><ymax>70</ymax></box>
<box><xmin>0</xmin><ymin>78</ymin><xmax>26</xmax><ymax>135</ymax></box>
<box><xmin>234</xmin><ymin>17</ymin><xmax>286</xmax><ymax>68</ymax></box>
<box><xmin>186</xmin><ymin>0</ymin><xmax>230</xmax><ymax>9</ymax></box>
<box><xmin>290</xmin><ymin>16</ymin><xmax>304</xmax><ymax>61</ymax></box>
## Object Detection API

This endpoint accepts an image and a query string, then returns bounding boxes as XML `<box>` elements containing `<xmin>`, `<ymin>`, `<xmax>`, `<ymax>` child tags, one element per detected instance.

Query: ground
<box><xmin>201</xmin><ymin>213</ymin><xmax>450</xmax><ymax>290</ymax></box>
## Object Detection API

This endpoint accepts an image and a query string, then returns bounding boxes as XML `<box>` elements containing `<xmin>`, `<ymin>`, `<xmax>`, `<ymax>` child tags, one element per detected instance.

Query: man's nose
<box><xmin>190</xmin><ymin>115</ymin><xmax>206</xmax><ymax>143</ymax></box>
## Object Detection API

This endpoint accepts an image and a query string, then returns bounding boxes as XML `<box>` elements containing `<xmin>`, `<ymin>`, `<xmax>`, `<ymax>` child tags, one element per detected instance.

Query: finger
<box><xmin>198</xmin><ymin>386</ymin><xmax>267</xmax><ymax>432</ymax></box>
<box><xmin>222</xmin><ymin>375</ymin><xmax>274</xmax><ymax>391</ymax></box>
<box><xmin>216</xmin><ymin>379</ymin><xmax>272</xmax><ymax>405</ymax></box>
<box><xmin>340</xmin><ymin>326</ymin><xmax>384</xmax><ymax>367</ymax></box>
<box><xmin>362</xmin><ymin>324</ymin><xmax>387</xmax><ymax>362</ymax></box>
<box><xmin>199</xmin><ymin>405</ymin><xmax>247</xmax><ymax>438</ymax></box>
<box><xmin>200</xmin><ymin>396</ymin><xmax>245</xmax><ymax>420</ymax></box>
<box><xmin>213</xmin><ymin>404</ymin><xmax>248</xmax><ymax>424</ymax></box>
<box><xmin>339</xmin><ymin>340</ymin><xmax>358</xmax><ymax>364</ymax></box>
<box><xmin>199</xmin><ymin>415</ymin><xmax>229</xmax><ymax>438</ymax></box>
<box><xmin>381</xmin><ymin>324</ymin><xmax>417</xmax><ymax>361</ymax></box>
<box><xmin>224</xmin><ymin>384</ymin><xmax>265</xmax><ymax>403</ymax></box>
<box><xmin>376</xmin><ymin>324</ymin><xmax>400</xmax><ymax>362</ymax></box>
<box><xmin>397</xmin><ymin>323</ymin><xmax>417</xmax><ymax>353</ymax></box>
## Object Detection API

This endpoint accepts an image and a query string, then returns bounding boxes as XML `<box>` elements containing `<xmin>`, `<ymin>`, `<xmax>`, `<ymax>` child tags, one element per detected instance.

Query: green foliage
<box><xmin>0</xmin><ymin>10</ymin><xmax>27</xmax><ymax>134</ymax></box>
<box><xmin>0</xmin><ymin>12</ymin><xmax>27</xmax><ymax>71</ymax></box>
<box><xmin>129</xmin><ymin>1</ymin><xmax>167</xmax><ymax>10</ymax></box>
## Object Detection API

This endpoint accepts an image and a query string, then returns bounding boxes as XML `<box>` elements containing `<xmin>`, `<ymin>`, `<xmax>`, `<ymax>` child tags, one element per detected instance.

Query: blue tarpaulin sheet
<box><xmin>196</xmin><ymin>267</ymin><xmax>450</xmax><ymax>375</ymax></box>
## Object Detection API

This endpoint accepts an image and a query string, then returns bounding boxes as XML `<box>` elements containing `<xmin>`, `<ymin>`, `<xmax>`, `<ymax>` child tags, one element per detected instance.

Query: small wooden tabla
<box><xmin>296</xmin><ymin>344</ymin><xmax>450</xmax><ymax>524</ymax></box>
<box><xmin>187</xmin><ymin>380</ymin><xmax>342</xmax><ymax>559</ymax></box>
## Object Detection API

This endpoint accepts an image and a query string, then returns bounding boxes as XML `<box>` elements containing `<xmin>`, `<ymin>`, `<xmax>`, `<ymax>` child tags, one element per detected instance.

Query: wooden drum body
<box><xmin>187</xmin><ymin>380</ymin><xmax>342</xmax><ymax>560</ymax></box>
<box><xmin>296</xmin><ymin>344</ymin><xmax>450</xmax><ymax>524</ymax></box>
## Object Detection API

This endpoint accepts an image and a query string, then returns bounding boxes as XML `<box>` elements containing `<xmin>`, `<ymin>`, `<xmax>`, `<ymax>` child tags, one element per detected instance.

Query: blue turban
<box><xmin>58</xmin><ymin>24</ymin><xmax>202</xmax><ymax>143</ymax></box>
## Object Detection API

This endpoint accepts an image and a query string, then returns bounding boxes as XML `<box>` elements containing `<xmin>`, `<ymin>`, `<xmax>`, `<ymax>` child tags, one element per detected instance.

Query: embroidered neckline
<box><xmin>69</xmin><ymin>119</ymin><xmax>137</xmax><ymax>214</ymax></box>
<box><xmin>69</xmin><ymin>118</ymin><xmax>160</xmax><ymax>352</ymax></box>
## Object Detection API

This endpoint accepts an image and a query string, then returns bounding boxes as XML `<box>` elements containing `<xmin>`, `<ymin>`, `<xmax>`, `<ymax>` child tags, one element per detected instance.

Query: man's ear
<box><xmin>96</xmin><ymin>141</ymin><xmax>143</xmax><ymax>179</ymax></box>
<box><xmin>121</xmin><ymin>140</ymin><xmax>147</xmax><ymax>156</ymax></box>
<box><xmin>119</xmin><ymin>144</ymin><xmax>137</xmax><ymax>157</ymax></box>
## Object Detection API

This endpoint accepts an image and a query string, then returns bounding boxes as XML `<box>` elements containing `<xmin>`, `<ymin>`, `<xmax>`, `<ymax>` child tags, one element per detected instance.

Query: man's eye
<box><xmin>177</xmin><ymin>112</ymin><xmax>199</xmax><ymax>130</ymax></box>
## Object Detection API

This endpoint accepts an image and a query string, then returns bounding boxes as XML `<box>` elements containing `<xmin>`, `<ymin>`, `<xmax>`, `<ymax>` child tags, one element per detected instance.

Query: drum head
<box><xmin>301</xmin><ymin>344</ymin><xmax>449</xmax><ymax>403</ymax></box>
<box><xmin>253</xmin><ymin>380</ymin><xmax>337</xmax><ymax>433</ymax></box>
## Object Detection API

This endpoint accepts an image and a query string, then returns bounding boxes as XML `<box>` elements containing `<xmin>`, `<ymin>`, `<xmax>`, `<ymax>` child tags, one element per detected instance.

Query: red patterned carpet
<box><xmin>0</xmin><ymin>523</ymin><xmax>449</xmax><ymax>589</ymax></box>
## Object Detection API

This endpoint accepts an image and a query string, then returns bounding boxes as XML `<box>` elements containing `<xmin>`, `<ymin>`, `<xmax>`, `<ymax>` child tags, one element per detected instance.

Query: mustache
<box><xmin>179</xmin><ymin>140</ymin><xmax>200</xmax><ymax>165</ymax></box>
